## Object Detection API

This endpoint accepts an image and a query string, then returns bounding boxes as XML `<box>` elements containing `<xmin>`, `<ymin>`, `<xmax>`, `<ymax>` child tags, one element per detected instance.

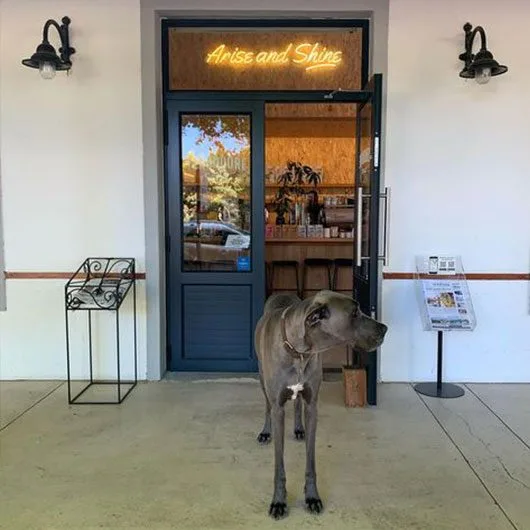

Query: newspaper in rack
<box><xmin>416</xmin><ymin>255</ymin><xmax>477</xmax><ymax>332</ymax></box>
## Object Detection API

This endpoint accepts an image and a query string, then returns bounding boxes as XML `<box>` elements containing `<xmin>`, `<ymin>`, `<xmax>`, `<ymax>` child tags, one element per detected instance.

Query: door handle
<box><xmin>355</xmin><ymin>187</ymin><xmax>372</xmax><ymax>267</ymax></box>
<box><xmin>356</xmin><ymin>187</ymin><xmax>363</xmax><ymax>267</ymax></box>
<box><xmin>378</xmin><ymin>187</ymin><xmax>391</xmax><ymax>266</ymax></box>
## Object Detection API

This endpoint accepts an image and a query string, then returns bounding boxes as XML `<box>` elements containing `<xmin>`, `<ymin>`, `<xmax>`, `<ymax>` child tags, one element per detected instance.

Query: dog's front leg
<box><xmin>304</xmin><ymin>399</ymin><xmax>323</xmax><ymax>513</ymax></box>
<box><xmin>269</xmin><ymin>404</ymin><xmax>287</xmax><ymax>519</ymax></box>
<box><xmin>294</xmin><ymin>395</ymin><xmax>305</xmax><ymax>440</ymax></box>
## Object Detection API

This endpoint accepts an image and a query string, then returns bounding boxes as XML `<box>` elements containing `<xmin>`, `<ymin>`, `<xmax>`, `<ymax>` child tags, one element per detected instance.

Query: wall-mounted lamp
<box><xmin>22</xmin><ymin>16</ymin><xmax>75</xmax><ymax>80</ymax></box>
<box><xmin>458</xmin><ymin>22</ymin><xmax>507</xmax><ymax>84</ymax></box>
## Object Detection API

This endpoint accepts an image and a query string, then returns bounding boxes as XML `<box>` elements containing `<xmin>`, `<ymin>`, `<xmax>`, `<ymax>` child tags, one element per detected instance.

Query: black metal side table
<box><xmin>65</xmin><ymin>258</ymin><xmax>138</xmax><ymax>404</ymax></box>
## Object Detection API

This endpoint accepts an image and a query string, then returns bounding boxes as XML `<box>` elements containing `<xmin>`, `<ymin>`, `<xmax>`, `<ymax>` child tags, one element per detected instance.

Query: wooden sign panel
<box><xmin>168</xmin><ymin>29</ymin><xmax>363</xmax><ymax>91</ymax></box>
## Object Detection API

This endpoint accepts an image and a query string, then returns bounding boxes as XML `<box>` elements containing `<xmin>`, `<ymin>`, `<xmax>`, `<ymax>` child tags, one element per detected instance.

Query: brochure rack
<box><xmin>413</xmin><ymin>255</ymin><xmax>476</xmax><ymax>399</ymax></box>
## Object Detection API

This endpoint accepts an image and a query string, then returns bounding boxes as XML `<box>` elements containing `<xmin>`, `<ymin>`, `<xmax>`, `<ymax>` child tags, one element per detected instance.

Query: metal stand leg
<box><xmin>414</xmin><ymin>331</ymin><xmax>465</xmax><ymax>398</ymax></box>
<box><xmin>116</xmin><ymin>309</ymin><xmax>121</xmax><ymax>403</ymax></box>
<box><xmin>65</xmin><ymin>303</ymin><xmax>72</xmax><ymax>404</ymax></box>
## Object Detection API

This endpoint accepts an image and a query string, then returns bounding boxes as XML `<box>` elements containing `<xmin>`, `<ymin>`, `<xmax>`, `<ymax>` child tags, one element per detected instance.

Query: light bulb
<box><xmin>475</xmin><ymin>66</ymin><xmax>491</xmax><ymax>85</ymax></box>
<box><xmin>39</xmin><ymin>61</ymin><xmax>56</xmax><ymax>80</ymax></box>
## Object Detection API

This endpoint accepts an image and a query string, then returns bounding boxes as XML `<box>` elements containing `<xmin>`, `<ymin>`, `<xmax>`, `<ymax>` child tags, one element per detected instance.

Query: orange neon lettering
<box><xmin>206</xmin><ymin>42</ymin><xmax>342</xmax><ymax>71</ymax></box>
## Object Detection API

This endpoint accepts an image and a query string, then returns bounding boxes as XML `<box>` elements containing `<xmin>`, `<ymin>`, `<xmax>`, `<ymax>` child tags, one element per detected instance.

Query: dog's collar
<box><xmin>281</xmin><ymin>306</ymin><xmax>309</xmax><ymax>359</ymax></box>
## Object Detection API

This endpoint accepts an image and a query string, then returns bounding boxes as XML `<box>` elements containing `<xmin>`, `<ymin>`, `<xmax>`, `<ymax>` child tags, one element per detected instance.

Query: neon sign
<box><xmin>205</xmin><ymin>43</ymin><xmax>343</xmax><ymax>72</ymax></box>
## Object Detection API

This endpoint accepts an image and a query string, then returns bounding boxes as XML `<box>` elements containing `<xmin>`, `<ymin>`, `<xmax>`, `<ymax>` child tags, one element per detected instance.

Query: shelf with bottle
<box><xmin>265</xmin><ymin>223</ymin><xmax>354</xmax><ymax>242</ymax></box>
<box><xmin>265</xmin><ymin>183</ymin><xmax>354</xmax><ymax>189</ymax></box>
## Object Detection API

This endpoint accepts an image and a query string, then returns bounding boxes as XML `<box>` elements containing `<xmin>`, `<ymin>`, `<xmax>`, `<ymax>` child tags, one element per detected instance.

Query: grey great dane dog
<box><xmin>254</xmin><ymin>290</ymin><xmax>388</xmax><ymax>519</ymax></box>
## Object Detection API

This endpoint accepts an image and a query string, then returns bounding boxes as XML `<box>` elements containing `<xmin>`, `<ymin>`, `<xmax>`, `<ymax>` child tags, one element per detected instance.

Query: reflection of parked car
<box><xmin>183</xmin><ymin>221</ymin><xmax>250</xmax><ymax>264</ymax></box>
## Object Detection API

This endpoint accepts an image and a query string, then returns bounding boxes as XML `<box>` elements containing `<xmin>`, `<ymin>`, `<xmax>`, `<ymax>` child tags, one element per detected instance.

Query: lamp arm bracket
<box><xmin>459</xmin><ymin>22</ymin><xmax>487</xmax><ymax>68</ymax></box>
<box><xmin>42</xmin><ymin>16</ymin><xmax>75</xmax><ymax>64</ymax></box>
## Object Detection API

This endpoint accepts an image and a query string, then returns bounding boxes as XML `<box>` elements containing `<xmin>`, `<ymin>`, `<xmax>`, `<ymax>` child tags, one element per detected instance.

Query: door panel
<box><xmin>182</xmin><ymin>285</ymin><xmax>252</xmax><ymax>362</ymax></box>
<box><xmin>353</xmin><ymin>74</ymin><xmax>383</xmax><ymax>404</ymax></box>
<box><xmin>166</xmin><ymin>101</ymin><xmax>265</xmax><ymax>371</ymax></box>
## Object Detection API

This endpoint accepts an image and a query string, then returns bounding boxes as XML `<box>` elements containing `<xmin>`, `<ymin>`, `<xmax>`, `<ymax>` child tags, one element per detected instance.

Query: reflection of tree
<box><xmin>181</xmin><ymin>116</ymin><xmax>251</xmax><ymax>230</ymax></box>
<box><xmin>182</xmin><ymin>148</ymin><xmax>250</xmax><ymax>230</ymax></box>
<box><xmin>181</xmin><ymin>115</ymin><xmax>250</xmax><ymax>145</ymax></box>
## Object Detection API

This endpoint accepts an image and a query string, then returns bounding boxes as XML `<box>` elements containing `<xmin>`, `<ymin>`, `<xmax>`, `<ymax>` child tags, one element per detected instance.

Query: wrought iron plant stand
<box><xmin>65</xmin><ymin>258</ymin><xmax>138</xmax><ymax>404</ymax></box>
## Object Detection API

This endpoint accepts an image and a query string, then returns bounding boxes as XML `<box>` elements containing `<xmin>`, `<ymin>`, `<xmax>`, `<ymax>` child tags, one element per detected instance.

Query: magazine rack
<box><xmin>65</xmin><ymin>258</ymin><xmax>138</xmax><ymax>404</ymax></box>
<box><xmin>413</xmin><ymin>255</ymin><xmax>476</xmax><ymax>399</ymax></box>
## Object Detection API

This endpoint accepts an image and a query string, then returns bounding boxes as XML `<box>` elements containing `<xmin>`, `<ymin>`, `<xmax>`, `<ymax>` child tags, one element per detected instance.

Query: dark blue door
<box><xmin>166</xmin><ymin>101</ymin><xmax>265</xmax><ymax>371</ymax></box>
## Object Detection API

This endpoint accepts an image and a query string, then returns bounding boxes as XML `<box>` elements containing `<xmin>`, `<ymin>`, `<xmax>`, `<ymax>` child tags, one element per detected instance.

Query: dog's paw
<box><xmin>269</xmin><ymin>502</ymin><xmax>288</xmax><ymax>519</ymax></box>
<box><xmin>305</xmin><ymin>497</ymin><xmax>323</xmax><ymax>514</ymax></box>
<box><xmin>294</xmin><ymin>428</ymin><xmax>305</xmax><ymax>441</ymax></box>
<box><xmin>257</xmin><ymin>432</ymin><xmax>271</xmax><ymax>444</ymax></box>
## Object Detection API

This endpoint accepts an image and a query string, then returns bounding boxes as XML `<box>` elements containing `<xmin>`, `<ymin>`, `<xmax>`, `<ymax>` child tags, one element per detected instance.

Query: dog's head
<box><xmin>303</xmin><ymin>290</ymin><xmax>387</xmax><ymax>352</ymax></box>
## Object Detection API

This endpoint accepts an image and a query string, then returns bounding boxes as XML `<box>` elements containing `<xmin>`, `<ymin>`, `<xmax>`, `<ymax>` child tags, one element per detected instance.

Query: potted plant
<box><xmin>342</xmin><ymin>347</ymin><xmax>367</xmax><ymax>407</ymax></box>
<box><xmin>303</xmin><ymin>164</ymin><xmax>322</xmax><ymax>187</ymax></box>
<box><xmin>273</xmin><ymin>187</ymin><xmax>292</xmax><ymax>225</ymax></box>
<box><xmin>274</xmin><ymin>161</ymin><xmax>322</xmax><ymax>225</ymax></box>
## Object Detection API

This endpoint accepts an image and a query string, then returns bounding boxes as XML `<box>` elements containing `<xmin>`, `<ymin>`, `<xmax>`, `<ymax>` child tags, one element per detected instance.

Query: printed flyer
<box><xmin>420</xmin><ymin>279</ymin><xmax>474</xmax><ymax>330</ymax></box>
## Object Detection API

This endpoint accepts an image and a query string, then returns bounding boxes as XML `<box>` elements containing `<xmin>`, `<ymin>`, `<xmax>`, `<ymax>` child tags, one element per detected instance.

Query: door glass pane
<box><xmin>181</xmin><ymin>114</ymin><xmax>252</xmax><ymax>272</ymax></box>
<box><xmin>358</xmin><ymin>102</ymin><xmax>372</xmax><ymax>272</ymax></box>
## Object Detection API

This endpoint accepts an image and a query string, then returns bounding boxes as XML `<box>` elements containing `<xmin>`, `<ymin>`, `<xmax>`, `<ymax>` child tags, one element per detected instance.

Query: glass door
<box><xmin>353</xmin><ymin>74</ymin><xmax>383</xmax><ymax>404</ymax></box>
<box><xmin>166</xmin><ymin>101</ymin><xmax>265</xmax><ymax>371</ymax></box>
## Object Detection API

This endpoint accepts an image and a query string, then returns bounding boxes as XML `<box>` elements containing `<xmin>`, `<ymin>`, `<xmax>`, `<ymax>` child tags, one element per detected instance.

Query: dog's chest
<box><xmin>283</xmin><ymin>356</ymin><xmax>312</xmax><ymax>400</ymax></box>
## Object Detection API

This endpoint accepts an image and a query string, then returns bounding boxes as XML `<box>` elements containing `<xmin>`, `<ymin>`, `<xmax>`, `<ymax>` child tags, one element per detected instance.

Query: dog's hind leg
<box><xmin>294</xmin><ymin>395</ymin><xmax>305</xmax><ymax>440</ymax></box>
<box><xmin>269</xmin><ymin>404</ymin><xmax>287</xmax><ymax>519</ymax></box>
<box><xmin>257</xmin><ymin>373</ymin><xmax>271</xmax><ymax>444</ymax></box>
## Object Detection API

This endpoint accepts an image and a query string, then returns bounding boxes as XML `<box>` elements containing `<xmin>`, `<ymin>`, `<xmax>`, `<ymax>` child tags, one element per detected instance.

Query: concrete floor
<box><xmin>1</xmin><ymin>380</ymin><xmax>529</xmax><ymax>530</ymax></box>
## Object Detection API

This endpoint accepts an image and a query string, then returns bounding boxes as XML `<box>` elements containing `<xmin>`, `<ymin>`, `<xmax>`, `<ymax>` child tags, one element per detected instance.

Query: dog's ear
<box><xmin>305</xmin><ymin>303</ymin><xmax>330</xmax><ymax>327</ymax></box>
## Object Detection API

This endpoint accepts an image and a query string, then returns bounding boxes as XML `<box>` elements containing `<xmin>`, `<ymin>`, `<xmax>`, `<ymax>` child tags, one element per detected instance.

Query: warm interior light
<box><xmin>39</xmin><ymin>61</ymin><xmax>56</xmax><ymax>80</ymax></box>
<box><xmin>474</xmin><ymin>66</ymin><xmax>491</xmax><ymax>84</ymax></box>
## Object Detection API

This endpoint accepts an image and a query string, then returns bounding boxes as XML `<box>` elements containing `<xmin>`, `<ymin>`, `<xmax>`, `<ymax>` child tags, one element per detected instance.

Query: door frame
<box><xmin>353</xmin><ymin>73</ymin><xmax>383</xmax><ymax>405</ymax></box>
<box><xmin>161</xmin><ymin>18</ymin><xmax>383</xmax><ymax>388</ymax></box>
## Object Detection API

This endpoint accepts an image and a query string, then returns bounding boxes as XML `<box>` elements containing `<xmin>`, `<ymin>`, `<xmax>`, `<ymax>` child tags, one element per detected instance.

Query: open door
<box><xmin>353</xmin><ymin>74</ymin><xmax>383</xmax><ymax>405</ymax></box>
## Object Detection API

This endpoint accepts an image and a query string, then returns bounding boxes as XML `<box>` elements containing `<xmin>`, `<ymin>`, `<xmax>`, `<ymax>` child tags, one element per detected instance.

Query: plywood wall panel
<box><xmin>266</xmin><ymin>103</ymin><xmax>357</xmax><ymax>119</ymax></box>
<box><xmin>265</xmin><ymin>117</ymin><xmax>357</xmax><ymax>185</ymax></box>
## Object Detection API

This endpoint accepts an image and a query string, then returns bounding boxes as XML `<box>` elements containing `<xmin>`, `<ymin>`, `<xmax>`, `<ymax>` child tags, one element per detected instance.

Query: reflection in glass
<box><xmin>181</xmin><ymin>114</ymin><xmax>251</xmax><ymax>272</ymax></box>
<box><xmin>359</xmin><ymin>103</ymin><xmax>372</xmax><ymax>261</ymax></box>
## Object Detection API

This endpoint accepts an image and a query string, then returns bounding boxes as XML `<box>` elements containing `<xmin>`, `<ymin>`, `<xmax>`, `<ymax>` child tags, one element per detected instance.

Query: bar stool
<box><xmin>302</xmin><ymin>258</ymin><xmax>333</xmax><ymax>298</ymax></box>
<box><xmin>268</xmin><ymin>260</ymin><xmax>301</xmax><ymax>298</ymax></box>
<box><xmin>332</xmin><ymin>258</ymin><xmax>354</xmax><ymax>293</ymax></box>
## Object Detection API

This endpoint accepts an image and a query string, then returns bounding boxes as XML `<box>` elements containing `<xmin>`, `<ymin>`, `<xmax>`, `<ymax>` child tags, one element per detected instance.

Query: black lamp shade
<box><xmin>22</xmin><ymin>42</ymin><xmax>70</xmax><ymax>71</ymax></box>
<box><xmin>460</xmin><ymin>48</ymin><xmax>508</xmax><ymax>79</ymax></box>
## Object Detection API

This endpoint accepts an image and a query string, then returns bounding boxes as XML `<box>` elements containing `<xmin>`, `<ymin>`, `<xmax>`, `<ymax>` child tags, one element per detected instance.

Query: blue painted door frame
<box><xmin>166</xmin><ymin>100</ymin><xmax>265</xmax><ymax>371</ymax></box>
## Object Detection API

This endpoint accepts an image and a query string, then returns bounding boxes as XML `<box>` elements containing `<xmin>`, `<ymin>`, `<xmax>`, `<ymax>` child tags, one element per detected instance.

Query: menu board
<box><xmin>416</xmin><ymin>255</ymin><xmax>477</xmax><ymax>332</ymax></box>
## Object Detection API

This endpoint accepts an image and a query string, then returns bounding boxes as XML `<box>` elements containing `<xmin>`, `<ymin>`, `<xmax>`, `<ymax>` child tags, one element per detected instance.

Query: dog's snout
<box><xmin>378</xmin><ymin>323</ymin><xmax>388</xmax><ymax>337</ymax></box>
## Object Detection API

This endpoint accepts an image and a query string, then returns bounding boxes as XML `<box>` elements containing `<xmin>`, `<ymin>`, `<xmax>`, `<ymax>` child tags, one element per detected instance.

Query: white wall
<box><xmin>0</xmin><ymin>0</ymin><xmax>146</xmax><ymax>379</ymax></box>
<box><xmin>1</xmin><ymin>0</ymin><xmax>528</xmax><ymax>383</ymax></box>
<box><xmin>381</xmin><ymin>0</ymin><xmax>530</xmax><ymax>381</ymax></box>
